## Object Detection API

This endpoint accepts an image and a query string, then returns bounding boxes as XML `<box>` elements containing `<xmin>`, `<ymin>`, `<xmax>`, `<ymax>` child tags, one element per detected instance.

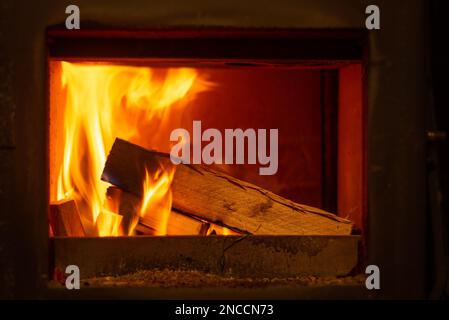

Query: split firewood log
<box><xmin>101</xmin><ymin>138</ymin><xmax>353</xmax><ymax>236</ymax></box>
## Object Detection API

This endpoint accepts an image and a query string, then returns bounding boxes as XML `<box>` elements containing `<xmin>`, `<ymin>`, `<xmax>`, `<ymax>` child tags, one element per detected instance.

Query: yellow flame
<box><xmin>96</xmin><ymin>209</ymin><xmax>123</xmax><ymax>237</ymax></box>
<box><xmin>207</xmin><ymin>224</ymin><xmax>237</xmax><ymax>236</ymax></box>
<box><xmin>54</xmin><ymin>62</ymin><xmax>209</xmax><ymax>236</ymax></box>
<box><xmin>138</xmin><ymin>167</ymin><xmax>175</xmax><ymax>236</ymax></box>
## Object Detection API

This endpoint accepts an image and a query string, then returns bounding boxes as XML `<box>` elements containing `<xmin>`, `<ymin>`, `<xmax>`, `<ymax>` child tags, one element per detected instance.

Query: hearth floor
<box><xmin>49</xmin><ymin>268</ymin><xmax>365</xmax><ymax>289</ymax></box>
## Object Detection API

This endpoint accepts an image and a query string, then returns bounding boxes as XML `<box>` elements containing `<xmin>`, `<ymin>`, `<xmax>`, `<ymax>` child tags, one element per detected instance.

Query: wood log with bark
<box><xmin>101</xmin><ymin>138</ymin><xmax>353</xmax><ymax>236</ymax></box>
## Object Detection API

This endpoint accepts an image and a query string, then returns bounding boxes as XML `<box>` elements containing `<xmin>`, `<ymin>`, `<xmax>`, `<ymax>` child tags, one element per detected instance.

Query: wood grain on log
<box><xmin>101</xmin><ymin>138</ymin><xmax>353</xmax><ymax>235</ymax></box>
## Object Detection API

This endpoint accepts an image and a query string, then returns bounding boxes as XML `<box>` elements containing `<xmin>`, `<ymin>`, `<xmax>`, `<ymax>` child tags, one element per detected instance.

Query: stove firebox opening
<box><xmin>46</xmin><ymin>31</ymin><xmax>365</xmax><ymax>288</ymax></box>
<box><xmin>48</xmin><ymin>61</ymin><xmax>363</xmax><ymax>238</ymax></box>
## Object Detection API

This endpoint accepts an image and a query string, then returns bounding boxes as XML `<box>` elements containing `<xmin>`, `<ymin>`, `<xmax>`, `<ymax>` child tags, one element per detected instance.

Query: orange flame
<box><xmin>96</xmin><ymin>209</ymin><xmax>123</xmax><ymax>237</ymax></box>
<box><xmin>138</xmin><ymin>167</ymin><xmax>175</xmax><ymax>236</ymax></box>
<box><xmin>52</xmin><ymin>61</ymin><xmax>210</xmax><ymax>236</ymax></box>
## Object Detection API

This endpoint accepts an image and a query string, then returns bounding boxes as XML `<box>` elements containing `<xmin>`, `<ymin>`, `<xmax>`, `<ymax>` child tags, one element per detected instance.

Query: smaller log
<box><xmin>136</xmin><ymin>211</ymin><xmax>241</xmax><ymax>236</ymax></box>
<box><xmin>115</xmin><ymin>188</ymin><xmax>212</xmax><ymax>235</ymax></box>
<box><xmin>49</xmin><ymin>199</ymin><xmax>85</xmax><ymax>237</ymax></box>
<box><xmin>113</xmin><ymin>187</ymin><xmax>238</xmax><ymax>236</ymax></box>
<box><xmin>134</xmin><ymin>222</ymin><xmax>156</xmax><ymax>235</ymax></box>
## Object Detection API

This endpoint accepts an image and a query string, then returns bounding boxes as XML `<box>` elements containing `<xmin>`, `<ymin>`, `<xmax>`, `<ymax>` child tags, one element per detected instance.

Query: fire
<box><xmin>138</xmin><ymin>167</ymin><xmax>175</xmax><ymax>236</ymax></box>
<box><xmin>96</xmin><ymin>209</ymin><xmax>123</xmax><ymax>237</ymax></box>
<box><xmin>52</xmin><ymin>61</ymin><xmax>210</xmax><ymax>236</ymax></box>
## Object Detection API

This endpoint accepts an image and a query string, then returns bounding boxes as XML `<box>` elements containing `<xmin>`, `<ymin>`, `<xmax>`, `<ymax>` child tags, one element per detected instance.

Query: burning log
<box><xmin>136</xmin><ymin>212</ymin><xmax>239</xmax><ymax>236</ymax></box>
<box><xmin>108</xmin><ymin>186</ymin><xmax>237</xmax><ymax>236</ymax></box>
<box><xmin>105</xmin><ymin>187</ymin><xmax>138</xmax><ymax>235</ymax></box>
<box><xmin>136</xmin><ymin>210</ymin><xmax>211</xmax><ymax>236</ymax></box>
<box><xmin>49</xmin><ymin>199</ymin><xmax>85</xmax><ymax>237</ymax></box>
<box><xmin>102</xmin><ymin>138</ymin><xmax>353</xmax><ymax>236</ymax></box>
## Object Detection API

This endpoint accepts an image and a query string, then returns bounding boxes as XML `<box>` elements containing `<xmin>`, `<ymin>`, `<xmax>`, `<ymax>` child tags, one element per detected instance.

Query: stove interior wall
<box><xmin>188</xmin><ymin>68</ymin><xmax>323</xmax><ymax>208</ymax></box>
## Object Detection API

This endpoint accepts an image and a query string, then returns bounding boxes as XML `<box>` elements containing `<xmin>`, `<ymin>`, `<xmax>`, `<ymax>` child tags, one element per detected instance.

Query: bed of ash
<box><xmin>49</xmin><ymin>269</ymin><xmax>365</xmax><ymax>288</ymax></box>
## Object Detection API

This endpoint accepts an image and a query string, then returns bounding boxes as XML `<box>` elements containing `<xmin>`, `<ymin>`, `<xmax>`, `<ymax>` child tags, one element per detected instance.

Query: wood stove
<box><xmin>0</xmin><ymin>0</ymin><xmax>431</xmax><ymax>300</ymax></box>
